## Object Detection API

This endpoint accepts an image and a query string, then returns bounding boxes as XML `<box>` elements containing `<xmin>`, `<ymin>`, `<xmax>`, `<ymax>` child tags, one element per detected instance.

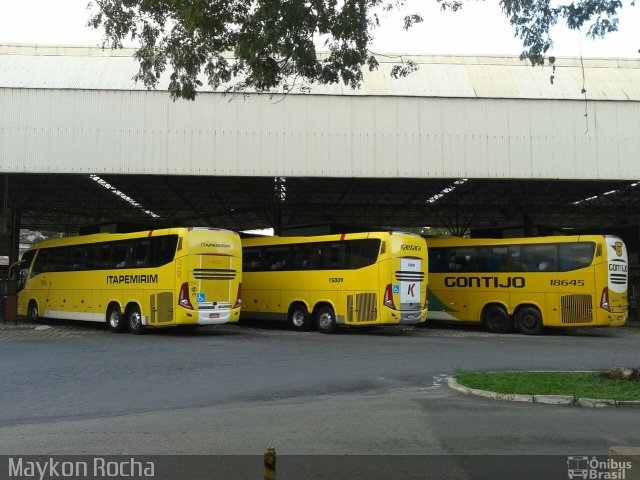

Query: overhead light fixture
<box><xmin>426</xmin><ymin>179</ymin><xmax>469</xmax><ymax>204</ymax></box>
<box><xmin>89</xmin><ymin>175</ymin><xmax>160</xmax><ymax>219</ymax></box>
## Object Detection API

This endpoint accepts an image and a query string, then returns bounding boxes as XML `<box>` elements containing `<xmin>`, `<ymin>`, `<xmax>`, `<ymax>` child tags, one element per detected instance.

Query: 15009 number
<box><xmin>329</xmin><ymin>277</ymin><xmax>344</xmax><ymax>283</ymax></box>
<box><xmin>550</xmin><ymin>279</ymin><xmax>585</xmax><ymax>286</ymax></box>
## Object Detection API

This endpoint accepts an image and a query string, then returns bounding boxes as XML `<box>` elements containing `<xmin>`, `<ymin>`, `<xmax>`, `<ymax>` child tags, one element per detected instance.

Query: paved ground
<box><xmin>1</xmin><ymin>318</ymin><xmax>639</xmax><ymax>460</ymax></box>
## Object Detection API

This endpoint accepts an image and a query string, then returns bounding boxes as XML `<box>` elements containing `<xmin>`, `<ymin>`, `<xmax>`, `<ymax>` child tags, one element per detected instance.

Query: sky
<box><xmin>0</xmin><ymin>0</ymin><xmax>638</xmax><ymax>59</ymax></box>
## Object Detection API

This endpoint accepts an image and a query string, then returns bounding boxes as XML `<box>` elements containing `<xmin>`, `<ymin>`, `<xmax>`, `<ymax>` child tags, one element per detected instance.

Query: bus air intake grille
<box><xmin>561</xmin><ymin>294</ymin><xmax>593</xmax><ymax>324</ymax></box>
<box><xmin>347</xmin><ymin>295</ymin><xmax>354</xmax><ymax>323</ymax></box>
<box><xmin>356</xmin><ymin>293</ymin><xmax>377</xmax><ymax>322</ymax></box>
<box><xmin>395</xmin><ymin>271</ymin><xmax>425</xmax><ymax>282</ymax></box>
<box><xmin>193</xmin><ymin>268</ymin><xmax>236</xmax><ymax>280</ymax></box>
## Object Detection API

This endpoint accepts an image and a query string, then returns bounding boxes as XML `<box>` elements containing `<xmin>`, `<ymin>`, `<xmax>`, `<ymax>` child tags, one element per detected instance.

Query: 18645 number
<box><xmin>549</xmin><ymin>279</ymin><xmax>584</xmax><ymax>286</ymax></box>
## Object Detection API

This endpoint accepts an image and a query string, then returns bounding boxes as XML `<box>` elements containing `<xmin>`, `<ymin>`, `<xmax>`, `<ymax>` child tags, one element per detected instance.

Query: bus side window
<box><xmin>134</xmin><ymin>240</ymin><xmax>151</xmax><ymax>268</ymax></box>
<box><xmin>529</xmin><ymin>244</ymin><xmax>558</xmax><ymax>272</ymax></box>
<box><xmin>559</xmin><ymin>242</ymin><xmax>595</xmax><ymax>271</ymax></box>
<box><xmin>484</xmin><ymin>247</ymin><xmax>504</xmax><ymax>272</ymax></box>
<box><xmin>325</xmin><ymin>242</ymin><xmax>343</xmax><ymax>269</ymax></box>
<box><xmin>151</xmin><ymin>235</ymin><xmax>179</xmax><ymax>267</ymax></box>
<box><xmin>521</xmin><ymin>245</ymin><xmax>538</xmax><ymax>272</ymax></box>
<box><xmin>264</xmin><ymin>246</ymin><xmax>289</xmax><ymax>271</ymax></box>
<box><xmin>346</xmin><ymin>239</ymin><xmax>380</xmax><ymax>269</ymax></box>
<box><xmin>243</xmin><ymin>248</ymin><xmax>263</xmax><ymax>272</ymax></box>
<box><xmin>92</xmin><ymin>243</ymin><xmax>111</xmax><ymax>270</ymax></box>
<box><xmin>71</xmin><ymin>246</ymin><xmax>87</xmax><ymax>271</ymax></box>
<box><xmin>505</xmin><ymin>246</ymin><xmax>523</xmax><ymax>272</ymax></box>
<box><xmin>428</xmin><ymin>250</ymin><xmax>447</xmax><ymax>273</ymax></box>
<box><xmin>110</xmin><ymin>242</ymin><xmax>129</xmax><ymax>269</ymax></box>
<box><xmin>291</xmin><ymin>245</ymin><xmax>312</xmax><ymax>270</ymax></box>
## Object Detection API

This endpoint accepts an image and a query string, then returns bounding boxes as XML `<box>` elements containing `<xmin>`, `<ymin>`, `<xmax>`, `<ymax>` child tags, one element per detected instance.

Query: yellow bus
<box><xmin>426</xmin><ymin>235</ymin><xmax>628</xmax><ymax>334</ymax></box>
<box><xmin>241</xmin><ymin>232</ymin><xmax>428</xmax><ymax>333</ymax></box>
<box><xmin>13</xmin><ymin>227</ymin><xmax>242</xmax><ymax>334</ymax></box>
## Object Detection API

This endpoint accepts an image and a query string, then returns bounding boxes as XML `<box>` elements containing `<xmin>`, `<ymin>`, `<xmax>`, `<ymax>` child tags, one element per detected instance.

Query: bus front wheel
<box><xmin>515</xmin><ymin>307</ymin><xmax>543</xmax><ymax>335</ymax></box>
<box><xmin>127</xmin><ymin>305</ymin><xmax>145</xmax><ymax>335</ymax></box>
<box><xmin>28</xmin><ymin>301</ymin><xmax>40</xmax><ymax>323</ymax></box>
<box><xmin>315</xmin><ymin>306</ymin><xmax>338</xmax><ymax>334</ymax></box>
<box><xmin>107</xmin><ymin>304</ymin><xmax>127</xmax><ymax>333</ymax></box>
<box><xmin>289</xmin><ymin>304</ymin><xmax>312</xmax><ymax>331</ymax></box>
<box><xmin>483</xmin><ymin>305</ymin><xmax>513</xmax><ymax>334</ymax></box>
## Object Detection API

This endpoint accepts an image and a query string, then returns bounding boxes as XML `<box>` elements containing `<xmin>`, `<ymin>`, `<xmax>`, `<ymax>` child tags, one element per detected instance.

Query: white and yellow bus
<box><xmin>426</xmin><ymin>235</ymin><xmax>628</xmax><ymax>334</ymax></box>
<box><xmin>13</xmin><ymin>227</ymin><xmax>242</xmax><ymax>334</ymax></box>
<box><xmin>241</xmin><ymin>232</ymin><xmax>428</xmax><ymax>333</ymax></box>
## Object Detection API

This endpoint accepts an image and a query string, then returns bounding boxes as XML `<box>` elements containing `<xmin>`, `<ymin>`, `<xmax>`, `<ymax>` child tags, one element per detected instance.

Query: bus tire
<box><xmin>483</xmin><ymin>305</ymin><xmax>513</xmax><ymax>334</ymax></box>
<box><xmin>515</xmin><ymin>307</ymin><xmax>544</xmax><ymax>335</ymax></box>
<box><xmin>315</xmin><ymin>306</ymin><xmax>338</xmax><ymax>334</ymax></box>
<box><xmin>289</xmin><ymin>303</ymin><xmax>312</xmax><ymax>331</ymax></box>
<box><xmin>28</xmin><ymin>301</ymin><xmax>40</xmax><ymax>323</ymax></box>
<box><xmin>127</xmin><ymin>304</ymin><xmax>145</xmax><ymax>335</ymax></box>
<box><xmin>107</xmin><ymin>304</ymin><xmax>127</xmax><ymax>333</ymax></box>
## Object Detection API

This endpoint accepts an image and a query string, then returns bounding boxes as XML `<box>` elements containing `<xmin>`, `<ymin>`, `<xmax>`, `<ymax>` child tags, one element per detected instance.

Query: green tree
<box><xmin>89</xmin><ymin>0</ymin><xmax>628</xmax><ymax>100</ymax></box>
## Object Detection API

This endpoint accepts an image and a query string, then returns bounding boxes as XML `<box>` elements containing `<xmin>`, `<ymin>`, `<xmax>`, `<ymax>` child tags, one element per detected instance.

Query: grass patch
<box><xmin>455</xmin><ymin>371</ymin><xmax>640</xmax><ymax>401</ymax></box>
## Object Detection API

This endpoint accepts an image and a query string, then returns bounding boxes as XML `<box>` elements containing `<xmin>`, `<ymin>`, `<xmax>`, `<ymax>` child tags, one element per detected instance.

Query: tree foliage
<box><xmin>88</xmin><ymin>0</ymin><xmax>628</xmax><ymax>100</ymax></box>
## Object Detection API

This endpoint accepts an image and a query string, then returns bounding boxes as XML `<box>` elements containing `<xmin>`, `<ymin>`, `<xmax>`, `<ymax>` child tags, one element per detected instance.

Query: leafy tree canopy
<box><xmin>88</xmin><ymin>0</ymin><xmax>627</xmax><ymax>100</ymax></box>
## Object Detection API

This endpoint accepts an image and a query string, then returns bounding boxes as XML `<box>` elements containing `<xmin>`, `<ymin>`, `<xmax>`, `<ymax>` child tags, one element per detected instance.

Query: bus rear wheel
<box><xmin>127</xmin><ymin>305</ymin><xmax>145</xmax><ymax>335</ymax></box>
<box><xmin>515</xmin><ymin>307</ymin><xmax>543</xmax><ymax>335</ymax></box>
<box><xmin>315</xmin><ymin>306</ymin><xmax>338</xmax><ymax>334</ymax></box>
<box><xmin>289</xmin><ymin>304</ymin><xmax>312</xmax><ymax>331</ymax></box>
<box><xmin>483</xmin><ymin>305</ymin><xmax>513</xmax><ymax>334</ymax></box>
<box><xmin>107</xmin><ymin>304</ymin><xmax>127</xmax><ymax>333</ymax></box>
<box><xmin>28</xmin><ymin>301</ymin><xmax>40</xmax><ymax>323</ymax></box>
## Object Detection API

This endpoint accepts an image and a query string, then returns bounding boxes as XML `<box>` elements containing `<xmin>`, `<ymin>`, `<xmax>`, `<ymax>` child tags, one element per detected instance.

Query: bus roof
<box><xmin>24</xmin><ymin>227</ymin><xmax>237</xmax><ymax>251</ymax></box>
<box><xmin>241</xmin><ymin>231</ymin><xmax>422</xmax><ymax>247</ymax></box>
<box><xmin>424</xmin><ymin>235</ymin><xmax>613</xmax><ymax>248</ymax></box>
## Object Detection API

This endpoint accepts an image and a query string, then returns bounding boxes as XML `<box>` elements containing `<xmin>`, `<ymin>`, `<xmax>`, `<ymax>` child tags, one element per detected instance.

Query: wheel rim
<box><xmin>129</xmin><ymin>311</ymin><xmax>142</xmax><ymax>329</ymax></box>
<box><xmin>30</xmin><ymin>305</ymin><xmax>38</xmax><ymax>321</ymax></box>
<box><xmin>520</xmin><ymin>313</ymin><xmax>537</xmax><ymax>329</ymax></box>
<box><xmin>292</xmin><ymin>310</ymin><xmax>306</xmax><ymax>327</ymax></box>
<box><xmin>109</xmin><ymin>311</ymin><xmax>120</xmax><ymax>328</ymax></box>
<box><xmin>486</xmin><ymin>312</ymin><xmax>503</xmax><ymax>330</ymax></box>
<box><xmin>318</xmin><ymin>312</ymin><xmax>333</xmax><ymax>330</ymax></box>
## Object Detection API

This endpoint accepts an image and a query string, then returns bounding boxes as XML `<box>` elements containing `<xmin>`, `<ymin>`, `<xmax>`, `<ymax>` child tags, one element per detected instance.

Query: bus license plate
<box><xmin>209</xmin><ymin>313</ymin><xmax>220</xmax><ymax>319</ymax></box>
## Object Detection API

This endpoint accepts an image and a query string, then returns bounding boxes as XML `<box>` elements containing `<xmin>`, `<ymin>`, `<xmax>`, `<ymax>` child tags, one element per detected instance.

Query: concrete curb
<box><xmin>533</xmin><ymin>394</ymin><xmax>575</xmax><ymax>405</ymax></box>
<box><xmin>447</xmin><ymin>376</ymin><xmax>637</xmax><ymax>408</ymax></box>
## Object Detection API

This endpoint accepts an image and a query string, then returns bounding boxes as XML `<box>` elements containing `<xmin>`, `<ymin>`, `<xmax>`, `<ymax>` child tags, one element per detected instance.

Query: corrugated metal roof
<box><xmin>1</xmin><ymin>43</ymin><xmax>640</xmax><ymax>101</ymax></box>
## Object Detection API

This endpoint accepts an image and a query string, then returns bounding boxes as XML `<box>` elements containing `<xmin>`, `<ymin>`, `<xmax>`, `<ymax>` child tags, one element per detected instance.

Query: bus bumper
<box><xmin>196</xmin><ymin>307</ymin><xmax>241</xmax><ymax>325</ymax></box>
<box><xmin>172</xmin><ymin>307</ymin><xmax>241</xmax><ymax>326</ymax></box>
<box><xmin>379</xmin><ymin>306</ymin><xmax>427</xmax><ymax>325</ymax></box>
<box><xmin>398</xmin><ymin>309</ymin><xmax>427</xmax><ymax>325</ymax></box>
